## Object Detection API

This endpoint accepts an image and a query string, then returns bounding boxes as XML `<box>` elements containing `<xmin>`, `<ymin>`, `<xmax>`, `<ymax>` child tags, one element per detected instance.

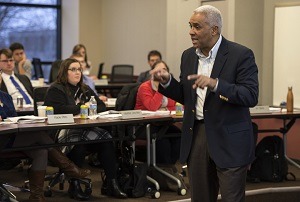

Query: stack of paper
<box><xmin>141</xmin><ymin>110</ymin><xmax>171</xmax><ymax>117</ymax></box>
<box><xmin>6</xmin><ymin>116</ymin><xmax>46</xmax><ymax>123</ymax></box>
<box><xmin>98</xmin><ymin>111</ymin><xmax>122</xmax><ymax>119</ymax></box>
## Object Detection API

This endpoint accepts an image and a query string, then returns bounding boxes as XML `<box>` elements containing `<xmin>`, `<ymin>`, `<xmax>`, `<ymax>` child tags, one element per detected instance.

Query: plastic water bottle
<box><xmin>89</xmin><ymin>96</ymin><xmax>97</xmax><ymax>116</ymax></box>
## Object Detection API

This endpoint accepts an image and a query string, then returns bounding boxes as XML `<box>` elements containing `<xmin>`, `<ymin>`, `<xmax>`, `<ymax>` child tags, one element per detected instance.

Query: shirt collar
<box><xmin>1</xmin><ymin>71</ymin><xmax>15</xmax><ymax>80</ymax></box>
<box><xmin>196</xmin><ymin>35</ymin><xmax>222</xmax><ymax>59</ymax></box>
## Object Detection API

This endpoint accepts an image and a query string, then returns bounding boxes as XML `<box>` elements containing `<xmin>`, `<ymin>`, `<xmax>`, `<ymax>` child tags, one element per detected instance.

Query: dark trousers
<box><xmin>12</xmin><ymin>131</ymin><xmax>52</xmax><ymax>171</ymax></box>
<box><xmin>67</xmin><ymin>142</ymin><xmax>117</xmax><ymax>179</ymax></box>
<box><xmin>187</xmin><ymin>121</ymin><xmax>248</xmax><ymax>202</ymax></box>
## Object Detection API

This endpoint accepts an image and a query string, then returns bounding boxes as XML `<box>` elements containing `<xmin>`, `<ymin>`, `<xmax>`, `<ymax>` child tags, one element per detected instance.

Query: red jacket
<box><xmin>135</xmin><ymin>80</ymin><xmax>176</xmax><ymax>111</ymax></box>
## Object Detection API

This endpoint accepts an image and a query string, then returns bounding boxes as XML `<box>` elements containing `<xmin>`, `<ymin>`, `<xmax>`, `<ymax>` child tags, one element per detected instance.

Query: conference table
<box><xmin>0</xmin><ymin>124</ymin><xmax>18</xmax><ymax>135</ymax></box>
<box><xmin>1</xmin><ymin>114</ymin><xmax>174</xmax><ymax>152</ymax></box>
<box><xmin>173</xmin><ymin>109</ymin><xmax>300</xmax><ymax>168</ymax></box>
<box><xmin>0</xmin><ymin>113</ymin><xmax>186</xmax><ymax>196</ymax></box>
<box><xmin>3</xmin><ymin>109</ymin><xmax>300</xmax><ymax>164</ymax></box>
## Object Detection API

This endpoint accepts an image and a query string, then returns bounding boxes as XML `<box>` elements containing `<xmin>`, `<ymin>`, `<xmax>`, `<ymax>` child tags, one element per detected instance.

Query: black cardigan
<box><xmin>44</xmin><ymin>82</ymin><xmax>106</xmax><ymax>115</ymax></box>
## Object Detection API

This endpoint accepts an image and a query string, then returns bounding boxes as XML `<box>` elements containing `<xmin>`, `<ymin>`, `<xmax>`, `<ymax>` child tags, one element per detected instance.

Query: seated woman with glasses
<box><xmin>0</xmin><ymin>89</ymin><xmax>90</xmax><ymax>202</ymax></box>
<box><xmin>43</xmin><ymin>58</ymin><xmax>127</xmax><ymax>200</ymax></box>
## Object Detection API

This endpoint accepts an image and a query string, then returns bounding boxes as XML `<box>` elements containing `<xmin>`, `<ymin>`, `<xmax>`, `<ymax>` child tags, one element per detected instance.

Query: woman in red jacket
<box><xmin>135</xmin><ymin>61</ymin><xmax>181</xmax><ymax>164</ymax></box>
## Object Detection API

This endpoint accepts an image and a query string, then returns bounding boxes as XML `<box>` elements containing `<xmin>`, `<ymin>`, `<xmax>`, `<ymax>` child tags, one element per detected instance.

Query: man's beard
<box><xmin>153</xmin><ymin>74</ymin><xmax>161</xmax><ymax>81</ymax></box>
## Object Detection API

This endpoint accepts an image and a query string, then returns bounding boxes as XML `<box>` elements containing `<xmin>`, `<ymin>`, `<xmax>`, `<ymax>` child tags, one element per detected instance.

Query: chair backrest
<box><xmin>98</xmin><ymin>63</ymin><xmax>104</xmax><ymax>79</ymax></box>
<box><xmin>115</xmin><ymin>83</ymin><xmax>141</xmax><ymax>111</ymax></box>
<box><xmin>33</xmin><ymin>86</ymin><xmax>49</xmax><ymax>116</ymax></box>
<box><xmin>110</xmin><ymin>64</ymin><xmax>134</xmax><ymax>83</ymax></box>
<box><xmin>49</xmin><ymin>60</ymin><xmax>62</xmax><ymax>83</ymax></box>
<box><xmin>32</xmin><ymin>58</ymin><xmax>44</xmax><ymax>79</ymax></box>
<box><xmin>114</xmin><ymin>83</ymin><xmax>141</xmax><ymax>138</ymax></box>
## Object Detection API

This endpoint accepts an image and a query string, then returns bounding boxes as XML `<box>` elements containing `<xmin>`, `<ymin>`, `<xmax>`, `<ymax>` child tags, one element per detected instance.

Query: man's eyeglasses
<box><xmin>68</xmin><ymin>67</ymin><xmax>83</xmax><ymax>73</ymax></box>
<box><xmin>0</xmin><ymin>59</ymin><xmax>14</xmax><ymax>63</ymax></box>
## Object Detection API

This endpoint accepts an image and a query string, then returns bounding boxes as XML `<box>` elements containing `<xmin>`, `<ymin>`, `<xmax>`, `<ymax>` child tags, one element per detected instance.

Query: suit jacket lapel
<box><xmin>0</xmin><ymin>79</ymin><xmax>8</xmax><ymax>93</ymax></box>
<box><xmin>15</xmin><ymin>74</ymin><xmax>32</xmax><ymax>97</ymax></box>
<box><xmin>206</xmin><ymin>37</ymin><xmax>228</xmax><ymax>98</ymax></box>
<box><xmin>190</xmin><ymin>52</ymin><xmax>198</xmax><ymax>102</ymax></box>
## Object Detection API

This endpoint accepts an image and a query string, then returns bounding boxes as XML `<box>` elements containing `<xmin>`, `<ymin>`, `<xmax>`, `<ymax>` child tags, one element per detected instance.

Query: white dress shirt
<box><xmin>1</xmin><ymin>72</ymin><xmax>33</xmax><ymax>104</ymax></box>
<box><xmin>195</xmin><ymin>35</ymin><xmax>222</xmax><ymax>120</ymax></box>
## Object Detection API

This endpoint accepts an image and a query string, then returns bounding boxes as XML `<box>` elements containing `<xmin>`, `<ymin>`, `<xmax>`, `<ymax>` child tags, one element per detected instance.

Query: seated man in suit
<box><xmin>0</xmin><ymin>48</ymin><xmax>33</xmax><ymax>105</ymax></box>
<box><xmin>9</xmin><ymin>42</ymin><xmax>33</xmax><ymax>79</ymax></box>
<box><xmin>137</xmin><ymin>50</ymin><xmax>162</xmax><ymax>83</ymax></box>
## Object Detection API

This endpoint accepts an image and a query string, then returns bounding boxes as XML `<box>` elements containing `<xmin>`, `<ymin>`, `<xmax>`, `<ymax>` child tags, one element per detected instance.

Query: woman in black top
<box><xmin>0</xmin><ymin>89</ymin><xmax>90</xmax><ymax>202</ymax></box>
<box><xmin>44</xmin><ymin>58</ymin><xmax>127</xmax><ymax>199</ymax></box>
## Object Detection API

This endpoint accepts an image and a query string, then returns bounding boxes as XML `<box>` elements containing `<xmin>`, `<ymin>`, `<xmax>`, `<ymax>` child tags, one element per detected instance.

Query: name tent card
<box><xmin>250</xmin><ymin>105</ymin><xmax>270</xmax><ymax>114</ymax></box>
<box><xmin>47</xmin><ymin>114</ymin><xmax>74</xmax><ymax>124</ymax></box>
<box><xmin>94</xmin><ymin>79</ymin><xmax>108</xmax><ymax>85</ymax></box>
<box><xmin>120</xmin><ymin>110</ymin><xmax>143</xmax><ymax>119</ymax></box>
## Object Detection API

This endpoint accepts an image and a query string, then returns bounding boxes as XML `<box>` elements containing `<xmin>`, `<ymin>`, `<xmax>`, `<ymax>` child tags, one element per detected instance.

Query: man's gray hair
<box><xmin>194</xmin><ymin>5</ymin><xmax>222</xmax><ymax>34</ymax></box>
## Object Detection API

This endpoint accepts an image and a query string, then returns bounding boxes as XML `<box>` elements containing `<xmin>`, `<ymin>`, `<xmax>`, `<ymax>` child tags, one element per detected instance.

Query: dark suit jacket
<box><xmin>159</xmin><ymin>37</ymin><xmax>259</xmax><ymax>168</ymax></box>
<box><xmin>0</xmin><ymin>73</ymin><xmax>34</xmax><ymax>99</ymax></box>
<box><xmin>0</xmin><ymin>90</ymin><xmax>17</xmax><ymax>119</ymax></box>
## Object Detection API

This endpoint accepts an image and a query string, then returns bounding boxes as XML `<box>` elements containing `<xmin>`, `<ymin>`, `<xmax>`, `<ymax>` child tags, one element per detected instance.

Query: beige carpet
<box><xmin>2</xmin><ymin>162</ymin><xmax>300</xmax><ymax>202</ymax></box>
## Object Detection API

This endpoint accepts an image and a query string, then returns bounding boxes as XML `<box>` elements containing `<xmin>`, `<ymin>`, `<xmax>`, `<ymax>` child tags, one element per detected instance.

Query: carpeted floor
<box><xmin>1</xmin><ymin>162</ymin><xmax>300</xmax><ymax>202</ymax></box>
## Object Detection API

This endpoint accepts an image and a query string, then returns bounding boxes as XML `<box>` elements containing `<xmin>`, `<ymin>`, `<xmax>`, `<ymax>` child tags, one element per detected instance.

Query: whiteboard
<box><xmin>273</xmin><ymin>6</ymin><xmax>300</xmax><ymax>108</ymax></box>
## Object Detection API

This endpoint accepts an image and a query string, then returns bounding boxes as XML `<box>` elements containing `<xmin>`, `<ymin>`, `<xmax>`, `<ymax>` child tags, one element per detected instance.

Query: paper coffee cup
<box><xmin>37</xmin><ymin>106</ymin><xmax>47</xmax><ymax>117</ymax></box>
<box><xmin>38</xmin><ymin>78</ymin><xmax>45</xmax><ymax>86</ymax></box>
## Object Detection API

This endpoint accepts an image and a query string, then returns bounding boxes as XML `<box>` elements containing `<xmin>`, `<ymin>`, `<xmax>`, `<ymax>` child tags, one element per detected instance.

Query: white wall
<box><xmin>61</xmin><ymin>0</ymin><xmax>79</xmax><ymax>59</ymax></box>
<box><xmin>165</xmin><ymin>0</ymin><xmax>200</xmax><ymax>80</ymax></box>
<box><xmin>262</xmin><ymin>0</ymin><xmax>300</xmax><ymax>105</ymax></box>
<box><xmin>95</xmin><ymin>0</ymin><xmax>167</xmax><ymax>76</ymax></box>
<box><xmin>273</xmin><ymin>6</ymin><xmax>300</xmax><ymax>107</ymax></box>
<box><xmin>79</xmin><ymin>0</ymin><xmax>102</xmax><ymax>76</ymax></box>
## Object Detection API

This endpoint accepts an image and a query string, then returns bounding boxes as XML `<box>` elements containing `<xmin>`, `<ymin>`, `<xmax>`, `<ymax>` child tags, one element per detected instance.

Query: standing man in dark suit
<box><xmin>0</xmin><ymin>48</ymin><xmax>33</xmax><ymax>105</ymax></box>
<box><xmin>151</xmin><ymin>5</ymin><xmax>258</xmax><ymax>202</ymax></box>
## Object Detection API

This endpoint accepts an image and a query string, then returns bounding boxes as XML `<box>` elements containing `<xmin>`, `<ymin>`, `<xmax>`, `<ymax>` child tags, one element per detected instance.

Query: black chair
<box><xmin>0</xmin><ymin>152</ymin><xmax>30</xmax><ymax>201</ymax></box>
<box><xmin>32</xmin><ymin>58</ymin><xmax>44</xmax><ymax>80</ymax></box>
<box><xmin>33</xmin><ymin>87</ymin><xmax>49</xmax><ymax>116</ymax></box>
<box><xmin>110</xmin><ymin>64</ymin><xmax>134</xmax><ymax>83</ymax></box>
<box><xmin>98</xmin><ymin>63</ymin><xmax>104</xmax><ymax>79</ymax></box>
<box><xmin>32</xmin><ymin>87</ymin><xmax>92</xmax><ymax>197</ymax></box>
<box><xmin>0</xmin><ymin>183</ymin><xmax>20</xmax><ymax>201</ymax></box>
<box><xmin>49</xmin><ymin>60</ymin><xmax>62</xmax><ymax>83</ymax></box>
<box><xmin>0</xmin><ymin>135</ymin><xmax>31</xmax><ymax>200</ymax></box>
